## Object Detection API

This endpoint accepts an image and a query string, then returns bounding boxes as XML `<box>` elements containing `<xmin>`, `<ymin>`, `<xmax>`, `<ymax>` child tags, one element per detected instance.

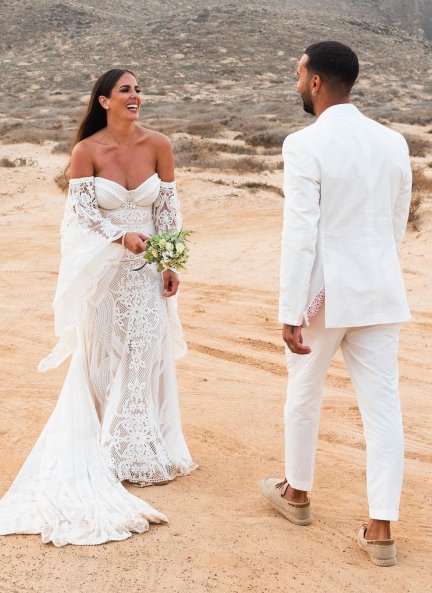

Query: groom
<box><xmin>260</xmin><ymin>41</ymin><xmax>412</xmax><ymax>566</ymax></box>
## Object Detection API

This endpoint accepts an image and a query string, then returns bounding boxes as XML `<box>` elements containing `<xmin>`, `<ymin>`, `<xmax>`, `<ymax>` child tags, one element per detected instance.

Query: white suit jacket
<box><xmin>279</xmin><ymin>104</ymin><xmax>412</xmax><ymax>328</ymax></box>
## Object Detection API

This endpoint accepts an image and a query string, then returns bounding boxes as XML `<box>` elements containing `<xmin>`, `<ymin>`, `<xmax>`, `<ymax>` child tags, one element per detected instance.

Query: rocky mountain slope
<box><xmin>0</xmin><ymin>0</ymin><xmax>431</xmax><ymax>144</ymax></box>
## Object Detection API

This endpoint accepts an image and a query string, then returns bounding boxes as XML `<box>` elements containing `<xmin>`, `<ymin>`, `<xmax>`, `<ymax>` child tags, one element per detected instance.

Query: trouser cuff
<box><xmin>285</xmin><ymin>476</ymin><xmax>313</xmax><ymax>491</ymax></box>
<box><xmin>369</xmin><ymin>508</ymin><xmax>399</xmax><ymax>521</ymax></box>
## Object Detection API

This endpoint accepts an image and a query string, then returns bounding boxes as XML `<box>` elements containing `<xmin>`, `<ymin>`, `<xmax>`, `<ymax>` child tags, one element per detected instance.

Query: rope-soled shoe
<box><xmin>259</xmin><ymin>478</ymin><xmax>312</xmax><ymax>525</ymax></box>
<box><xmin>357</xmin><ymin>524</ymin><xmax>397</xmax><ymax>566</ymax></box>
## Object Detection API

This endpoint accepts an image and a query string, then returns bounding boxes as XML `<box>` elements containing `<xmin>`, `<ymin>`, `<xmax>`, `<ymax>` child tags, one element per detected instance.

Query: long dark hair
<box><xmin>73</xmin><ymin>68</ymin><xmax>135</xmax><ymax>146</ymax></box>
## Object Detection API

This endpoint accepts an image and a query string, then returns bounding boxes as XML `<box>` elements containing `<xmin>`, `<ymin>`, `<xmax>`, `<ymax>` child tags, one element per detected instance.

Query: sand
<box><xmin>0</xmin><ymin>142</ymin><xmax>431</xmax><ymax>593</ymax></box>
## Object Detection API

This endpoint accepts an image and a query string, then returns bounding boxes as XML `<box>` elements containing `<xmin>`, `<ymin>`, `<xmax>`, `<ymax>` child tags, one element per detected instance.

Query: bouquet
<box><xmin>134</xmin><ymin>229</ymin><xmax>192</xmax><ymax>272</ymax></box>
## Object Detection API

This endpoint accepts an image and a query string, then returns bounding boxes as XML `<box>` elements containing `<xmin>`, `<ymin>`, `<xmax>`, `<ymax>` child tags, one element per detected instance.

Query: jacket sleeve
<box><xmin>393</xmin><ymin>142</ymin><xmax>412</xmax><ymax>251</ymax></box>
<box><xmin>278</xmin><ymin>134</ymin><xmax>321</xmax><ymax>326</ymax></box>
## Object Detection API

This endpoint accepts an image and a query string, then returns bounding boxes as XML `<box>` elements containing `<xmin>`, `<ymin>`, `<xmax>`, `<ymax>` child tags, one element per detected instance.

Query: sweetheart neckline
<box><xmin>94</xmin><ymin>173</ymin><xmax>159</xmax><ymax>192</ymax></box>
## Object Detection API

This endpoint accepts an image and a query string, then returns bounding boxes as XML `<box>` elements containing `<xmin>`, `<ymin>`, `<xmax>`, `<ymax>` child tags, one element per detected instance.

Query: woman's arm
<box><xmin>153</xmin><ymin>134</ymin><xmax>180</xmax><ymax>297</ymax></box>
<box><xmin>152</xmin><ymin>135</ymin><xmax>182</xmax><ymax>235</ymax></box>
<box><xmin>155</xmin><ymin>134</ymin><xmax>175</xmax><ymax>182</ymax></box>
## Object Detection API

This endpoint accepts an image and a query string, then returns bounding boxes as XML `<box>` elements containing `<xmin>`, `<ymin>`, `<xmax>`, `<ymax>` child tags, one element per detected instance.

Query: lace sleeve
<box><xmin>39</xmin><ymin>178</ymin><xmax>124</xmax><ymax>372</ymax></box>
<box><xmin>62</xmin><ymin>177</ymin><xmax>122</xmax><ymax>251</ymax></box>
<box><xmin>152</xmin><ymin>181</ymin><xmax>182</xmax><ymax>235</ymax></box>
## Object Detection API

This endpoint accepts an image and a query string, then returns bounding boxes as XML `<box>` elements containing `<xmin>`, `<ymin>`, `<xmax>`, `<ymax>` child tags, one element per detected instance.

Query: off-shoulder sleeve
<box><xmin>39</xmin><ymin>177</ymin><xmax>124</xmax><ymax>371</ymax></box>
<box><xmin>152</xmin><ymin>181</ymin><xmax>182</xmax><ymax>234</ymax></box>
<box><xmin>62</xmin><ymin>177</ymin><xmax>122</xmax><ymax>252</ymax></box>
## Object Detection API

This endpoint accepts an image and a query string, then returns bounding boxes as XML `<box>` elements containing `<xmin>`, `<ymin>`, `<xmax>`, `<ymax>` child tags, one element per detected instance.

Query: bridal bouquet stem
<box><xmin>134</xmin><ymin>229</ymin><xmax>192</xmax><ymax>272</ymax></box>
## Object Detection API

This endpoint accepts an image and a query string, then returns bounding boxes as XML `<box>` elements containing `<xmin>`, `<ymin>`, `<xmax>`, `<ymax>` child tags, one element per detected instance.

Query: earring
<box><xmin>312</xmin><ymin>91</ymin><xmax>317</xmax><ymax>97</ymax></box>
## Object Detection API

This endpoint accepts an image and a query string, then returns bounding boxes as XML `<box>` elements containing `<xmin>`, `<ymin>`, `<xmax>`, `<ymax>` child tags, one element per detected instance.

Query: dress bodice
<box><xmin>94</xmin><ymin>174</ymin><xmax>161</xmax><ymax>234</ymax></box>
<box><xmin>66</xmin><ymin>174</ymin><xmax>181</xmax><ymax>243</ymax></box>
<box><xmin>94</xmin><ymin>173</ymin><xmax>161</xmax><ymax>210</ymax></box>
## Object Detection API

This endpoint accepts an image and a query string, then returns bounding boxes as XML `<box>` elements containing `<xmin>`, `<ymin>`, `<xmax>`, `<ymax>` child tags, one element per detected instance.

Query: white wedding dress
<box><xmin>0</xmin><ymin>174</ymin><xmax>197</xmax><ymax>546</ymax></box>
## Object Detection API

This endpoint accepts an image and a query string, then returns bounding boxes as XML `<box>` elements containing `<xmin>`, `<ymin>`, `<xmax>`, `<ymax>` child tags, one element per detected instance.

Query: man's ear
<box><xmin>311</xmin><ymin>74</ymin><xmax>321</xmax><ymax>97</ymax></box>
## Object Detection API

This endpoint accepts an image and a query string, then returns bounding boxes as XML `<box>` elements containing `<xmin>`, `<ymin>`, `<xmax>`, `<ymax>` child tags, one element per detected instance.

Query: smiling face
<box><xmin>98</xmin><ymin>72</ymin><xmax>142</xmax><ymax>120</ymax></box>
<box><xmin>296</xmin><ymin>54</ymin><xmax>315</xmax><ymax>115</ymax></box>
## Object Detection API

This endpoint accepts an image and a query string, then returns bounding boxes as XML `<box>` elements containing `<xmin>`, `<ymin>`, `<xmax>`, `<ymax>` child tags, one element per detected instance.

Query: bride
<box><xmin>0</xmin><ymin>69</ymin><xmax>197</xmax><ymax>546</ymax></box>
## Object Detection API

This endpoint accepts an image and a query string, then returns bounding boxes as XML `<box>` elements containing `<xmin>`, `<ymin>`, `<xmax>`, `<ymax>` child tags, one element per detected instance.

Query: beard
<box><xmin>301</xmin><ymin>90</ymin><xmax>315</xmax><ymax>115</ymax></box>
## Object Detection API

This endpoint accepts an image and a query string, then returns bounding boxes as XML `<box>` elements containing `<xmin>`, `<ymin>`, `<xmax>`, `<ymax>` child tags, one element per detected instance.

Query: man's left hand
<box><xmin>282</xmin><ymin>324</ymin><xmax>311</xmax><ymax>355</ymax></box>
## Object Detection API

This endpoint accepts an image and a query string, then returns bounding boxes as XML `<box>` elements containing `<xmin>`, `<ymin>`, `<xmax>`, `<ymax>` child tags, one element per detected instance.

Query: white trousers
<box><xmin>284</xmin><ymin>307</ymin><xmax>404</xmax><ymax>521</ymax></box>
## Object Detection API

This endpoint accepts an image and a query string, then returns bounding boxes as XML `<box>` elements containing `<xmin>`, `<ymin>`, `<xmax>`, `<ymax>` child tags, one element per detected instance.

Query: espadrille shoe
<box><xmin>259</xmin><ymin>478</ymin><xmax>312</xmax><ymax>525</ymax></box>
<box><xmin>357</xmin><ymin>524</ymin><xmax>397</xmax><ymax>566</ymax></box>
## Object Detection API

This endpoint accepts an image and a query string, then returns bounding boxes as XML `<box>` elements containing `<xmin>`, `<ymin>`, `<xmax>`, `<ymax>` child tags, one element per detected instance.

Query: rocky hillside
<box><xmin>0</xmin><ymin>0</ymin><xmax>431</xmax><ymax>145</ymax></box>
<box><xmin>309</xmin><ymin>0</ymin><xmax>432</xmax><ymax>39</ymax></box>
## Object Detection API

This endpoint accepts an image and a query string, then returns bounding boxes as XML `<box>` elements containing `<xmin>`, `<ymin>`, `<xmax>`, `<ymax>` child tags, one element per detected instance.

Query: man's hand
<box><xmin>282</xmin><ymin>324</ymin><xmax>311</xmax><ymax>355</ymax></box>
<box><xmin>163</xmin><ymin>270</ymin><xmax>179</xmax><ymax>297</ymax></box>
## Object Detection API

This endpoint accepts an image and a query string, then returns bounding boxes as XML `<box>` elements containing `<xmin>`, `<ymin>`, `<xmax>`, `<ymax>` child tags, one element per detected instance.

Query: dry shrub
<box><xmin>0</xmin><ymin>118</ymin><xmax>73</xmax><ymax>145</ymax></box>
<box><xmin>52</xmin><ymin>141</ymin><xmax>71</xmax><ymax>154</ymax></box>
<box><xmin>209</xmin><ymin>179</ymin><xmax>283</xmax><ymax>195</ymax></box>
<box><xmin>409</xmin><ymin>167</ymin><xmax>432</xmax><ymax>222</ymax></box>
<box><xmin>173</xmin><ymin>137</ymin><xmax>208</xmax><ymax>167</ymax></box>
<box><xmin>1</xmin><ymin>156</ymin><xmax>37</xmax><ymax>167</ymax></box>
<box><xmin>243</xmin><ymin>129</ymin><xmax>288</xmax><ymax>148</ymax></box>
<box><xmin>409</xmin><ymin>193</ymin><xmax>422</xmax><ymax>222</ymax></box>
<box><xmin>404</xmin><ymin>135</ymin><xmax>431</xmax><ymax>158</ymax></box>
<box><xmin>394</xmin><ymin>110</ymin><xmax>432</xmax><ymax>126</ymax></box>
<box><xmin>218</xmin><ymin>143</ymin><xmax>257</xmax><ymax>155</ymax></box>
<box><xmin>185</xmin><ymin>121</ymin><xmax>225</xmax><ymax>137</ymax></box>
<box><xmin>412</xmin><ymin>167</ymin><xmax>432</xmax><ymax>192</ymax></box>
<box><xmin>54</xmin><ymin>171</ymin><xmax>69</xmax><ymax>192</ymax></box>
<box><xmin>228</xmin><ymin>157</ymin><xmax>268</xmax><ymax>173</ymax></box>
<box><xmin>0</xmin><ymin>157</ymin><xmax>15</xmax><ymax>167</ymax></box>
<box><xmin>238</xmin><ymin>181</ymin><xmax>283</xmax><ymax>196</ymax></box>
<box><xmin>3</xmin><ymin>127</ymin><xmax>47</xmax><ymax>144</ymax></box>
<box><xmin>173</xmin><ymin>137</ymin><xmax>269</xmax><ymax>171</ymax></box>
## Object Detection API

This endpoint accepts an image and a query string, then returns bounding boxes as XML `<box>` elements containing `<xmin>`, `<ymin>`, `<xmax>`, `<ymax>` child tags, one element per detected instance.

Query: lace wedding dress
<box><xmin>0</xmin><ymin>174</ymin><xmax>197</xmax><ymax>546</ymax></box>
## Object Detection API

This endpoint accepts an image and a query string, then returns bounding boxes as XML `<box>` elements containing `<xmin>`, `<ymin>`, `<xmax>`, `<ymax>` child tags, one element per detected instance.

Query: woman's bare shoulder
<box><xmin>70</xmin><ymin>138</ymin><xmax>96</xmax><ymax>178</ymax></box>
<box><xmin>139</xmin><ymin>127</ymin><xmax>172</xmax><ymax>149</ymax></box>
<box><xmin>72</xmin><ymin>130</ymin><xmax>107</xmax><ymax>153</ymax></box>
<box><xmin>139</xmin><ymin>128</ymin><xmax>174</xmax><ymax>180</ymax></box>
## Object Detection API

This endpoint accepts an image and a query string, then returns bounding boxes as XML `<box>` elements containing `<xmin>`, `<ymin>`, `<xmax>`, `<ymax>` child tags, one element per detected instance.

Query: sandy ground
<box><xmin>0</xmin><ymin>142</ymin><xmax>431</xmax><ymax>593</ymax></box>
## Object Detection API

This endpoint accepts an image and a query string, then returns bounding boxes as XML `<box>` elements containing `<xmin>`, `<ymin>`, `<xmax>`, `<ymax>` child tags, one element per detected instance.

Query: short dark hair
<box><xmin>304</xmin><ymin>41</ymin><xmax>359</xmax><ymax>94</ymax></box>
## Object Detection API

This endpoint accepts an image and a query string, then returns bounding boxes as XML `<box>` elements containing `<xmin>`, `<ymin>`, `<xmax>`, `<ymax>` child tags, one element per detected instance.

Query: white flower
<box><xmin>166</xmin><ymin>242</ymin><xmax>174</xmax><ymax>251</ymax></box>
<box><xmin>175</xmin><ymin>242</ymin><xmax>185</xmax><ymax>254</ymax></box>
<box><xmin>152</xmin><ymin>249</ymin><xmax>158</xmax><ymax>257</ymax></box>
<box><xmin>159</xmin><ymin>238</ymin><xmax>166</xmax><ymax>248</ymax></box>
